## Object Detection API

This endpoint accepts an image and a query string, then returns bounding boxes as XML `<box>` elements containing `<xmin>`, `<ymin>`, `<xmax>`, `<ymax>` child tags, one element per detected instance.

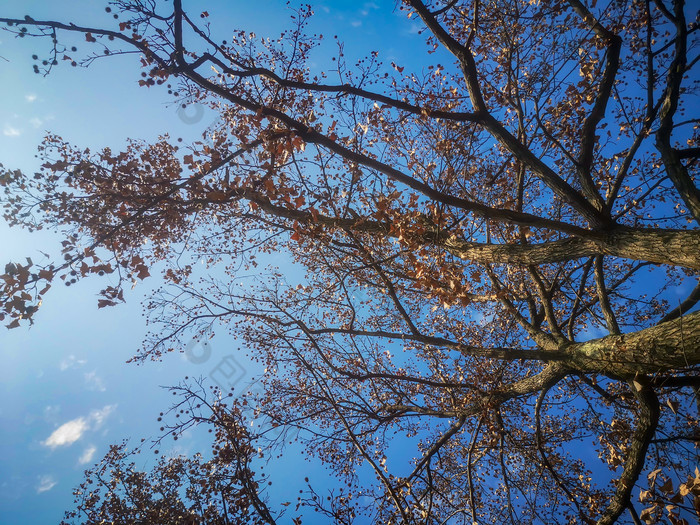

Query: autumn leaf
<box><xmin>98</xmin><ymin>299</ymin><xmax>116</xmax><ymax>309</ymax></box>
<box><xmin>135</xmin><ymin>265</ymin><xmax>150</xmax><ymax>280</ymax></box>
<box><xmin>639</xmin><ymin>507</ymin><xmax>655</xmax><ymax>524</ymax></box>
<box><xmin>208</xmin><ymin>190</ymin><xmax>228</xmax><ymax>201</ymax></box>
<box><xmin>664</xmin><ymin>399</ymin><xmax>680</xmax><ymax>415</ymax></box>
<box><xmin>658</xmin><ymin>478</ymin><xmax>674</xmax><ymax>495</ymax></box>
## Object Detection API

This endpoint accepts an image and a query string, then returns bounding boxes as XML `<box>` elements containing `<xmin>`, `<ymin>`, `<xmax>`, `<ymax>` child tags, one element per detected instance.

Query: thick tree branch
<box><xmin>446</xmin><ymin>228</ymin><xmax>700</xmax><ymax>270</ymax></box>
<box><xmin>565</xmin><ymin>0</ymin><xmax>621</xmax><ymax>212</ymax></box>
<box><xmin>302</xmin><ymin>326</ymin><xmax>563</xmax><ymax>362</ymax></box>
<box><xmin>227</xmin><ymin>186</ymin><xmax>700</xmax><ymax>269</ymax></box>
<box><xmin>594</xmin><ymin>256</ymin><xmax>621</xmax><ymax>335</ymax></box>
<box><xmin>566</xmin><ymin>310</ymin><xmax>700</xmax><ymax>375</ymax></box>
<box><xmin>658</xmin><ymin>280</ymin><xmax>700</xmax><ymax>324</ymax></box>
<box><xmin>654</xmin><ymin>0</ymin><xmax>700</xmax><ymax>223</ymax></box>
<box><xmin>596</xmin><ymin>378</ymin><xmax>659</xmax><ymax>525</ymax></box>
<box><xmin>388</xmin><ymin>363</ymin><xmax>569</xmax><ymax>419</ymax></box>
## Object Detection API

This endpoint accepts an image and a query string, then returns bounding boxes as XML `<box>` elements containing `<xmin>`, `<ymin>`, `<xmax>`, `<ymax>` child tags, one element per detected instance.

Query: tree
<box><xmin>60</xmin><ymin>382</ymin><xmax>280</xmax><ymax>525</ymax></box>
<box><xmin>1</xmin><ymin>0</ymin><xmax>699</xmax><ymax>523</ymax></box>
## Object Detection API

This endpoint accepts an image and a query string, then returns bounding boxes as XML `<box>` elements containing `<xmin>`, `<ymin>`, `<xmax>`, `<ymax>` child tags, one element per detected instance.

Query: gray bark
<box><xmin>565</xmin><ymin>310</ymin><xmax>700</xmax><ymax>376</ymax></box>
<box><xmin>446</xmin><ymin>228</ymin><xmax>700</xmax><ymax>270</ymax></box>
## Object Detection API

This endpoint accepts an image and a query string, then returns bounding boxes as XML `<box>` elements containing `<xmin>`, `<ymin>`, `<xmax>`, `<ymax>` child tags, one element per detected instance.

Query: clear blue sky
<box><xmin>0</xmin><ymin>1</ymin><xmax>430</xmax><ymax>523</ymax></box>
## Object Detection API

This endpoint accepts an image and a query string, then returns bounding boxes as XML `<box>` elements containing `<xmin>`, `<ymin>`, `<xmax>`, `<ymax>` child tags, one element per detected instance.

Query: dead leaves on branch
<box><xmin>1</xmin><ymin>0</ymin><xmax>699</xmax><ymax>523</ymax></box>
<box><xmin>639</xmin><ymin>468</ymin><xmax>700</xmax><ymax>525</ymax></box>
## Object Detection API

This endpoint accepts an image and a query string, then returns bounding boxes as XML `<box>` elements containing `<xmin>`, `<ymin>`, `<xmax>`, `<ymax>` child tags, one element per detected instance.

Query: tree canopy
<box><xmin>1</xmin><ymin>0</ymin><xmax>699</xmax><ymax>523</ymax></box>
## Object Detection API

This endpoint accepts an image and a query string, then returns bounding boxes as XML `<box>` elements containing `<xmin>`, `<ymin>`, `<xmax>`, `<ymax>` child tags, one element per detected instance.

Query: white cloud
<box><xmin>351</xmin><ymin>20</ymin><xmax>362</xmax><ymax>27</ymax></box>
<box><xmin>25</xmin><ymin>93</ymin><xmax>37</xmax><ymax>103</ymax></box>
<box><xmin>59</xmin><ymin>354</ymin><xmax>87</xmax><ymax>371</ymax></box>
<box><xmin>42</xmin><ymin>417</ymin><xmax>88</xmax><ymax>449</ymax></box>
<box><xmin>36</xmin><ymin>475</ymin><xmax>57</xmax><ymax>494</ymax></box>
<box><xmin>3</xmin><ymin>125</ymin><xmax>21</xmax><ymax>137</ymax></box>
<box><xmin>84</xmin><ymin>370</ymin><xmax>106</xmax><ymax>392</ymax></box>
<box><xmin>42</xmin><ymin>404</ymin><xmax>115</xmax><ymax>450</ymax></box>
<box><xmin>78</xmin><ymin>445</ymin><xmax>97</xmax><ymax>465</ymax></box>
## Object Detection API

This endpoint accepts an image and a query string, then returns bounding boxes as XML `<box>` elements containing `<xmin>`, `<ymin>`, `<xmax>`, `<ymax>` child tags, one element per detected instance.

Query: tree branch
<box><xmin>596</xmin><ymin>377</ymin><xmax>659</xmax><ymax>525</ymax></box>
<box><xmin>654</xmin><ymin>0</ymin><xmax>700</xmax><ymax>223</ymax></box>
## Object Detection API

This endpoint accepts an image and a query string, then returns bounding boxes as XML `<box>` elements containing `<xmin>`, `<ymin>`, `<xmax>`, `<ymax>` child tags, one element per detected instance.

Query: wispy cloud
<box><xmin>90</xmin><ymin>404</ymin><xmax>116</xmax><ymax>427</ymax></box>
<box><xmin>78</xmin><ymin>445</ymin><xmax>97</xmax><ymax>465</ymax></box>
<box><xmin>3</xmin><ymin>125</ymin><xmax>21</xmax><ymax>137</ymax></box>
<box><xmin>84</xmin><ymin>370</ymin><xmax>106</xmax><ymax>392</ymax></box>
<box><xmin>0</xmin><ymin>478</ymin><xmax>26</xmax><ymax>500</ymax></box>
<box><xmin>404</xmin><ymin>22</ymin><xmax>423</xmax><ymax>35</ymax></box>
<box><xmin>36</xmin><ymin>475</ymin><xmax>57</xmax><ymax>494</ymax></box>
<box><xmin>42</xmin><ymin>404</ymin><xmax>116</xmax><ymax>450</ymax></box>
<box><xmin>360</xmin><ymin>2</ymin><xmax>379</xmax><ymax>16</ymax></box>
<box><xmin>25</xmin><ymin>93</ymin><xmax>37</xmax><ymax>103</ymax></box>
<box><xmin>59</xmin><ymin>354</ymin><xmax>87</xmax><ymax>371</ymax></box>
<box><xmin>43</xmin><ymin>404</ymin><xmax>61</xmax><ymax>423</ymax></box>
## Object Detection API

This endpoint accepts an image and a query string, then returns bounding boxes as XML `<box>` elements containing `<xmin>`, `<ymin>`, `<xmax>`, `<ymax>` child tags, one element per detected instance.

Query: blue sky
<box><xmin>0</xmin><ymin>1</ymin><xmax>432</xmax><ymax>523</ymax></box>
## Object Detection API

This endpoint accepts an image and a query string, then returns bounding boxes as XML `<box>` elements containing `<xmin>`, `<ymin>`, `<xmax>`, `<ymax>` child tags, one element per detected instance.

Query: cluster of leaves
<box><xmin>637</xmin><ymin>468</ymin><xmax>700</xmax><ymax>524</ymax></box>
